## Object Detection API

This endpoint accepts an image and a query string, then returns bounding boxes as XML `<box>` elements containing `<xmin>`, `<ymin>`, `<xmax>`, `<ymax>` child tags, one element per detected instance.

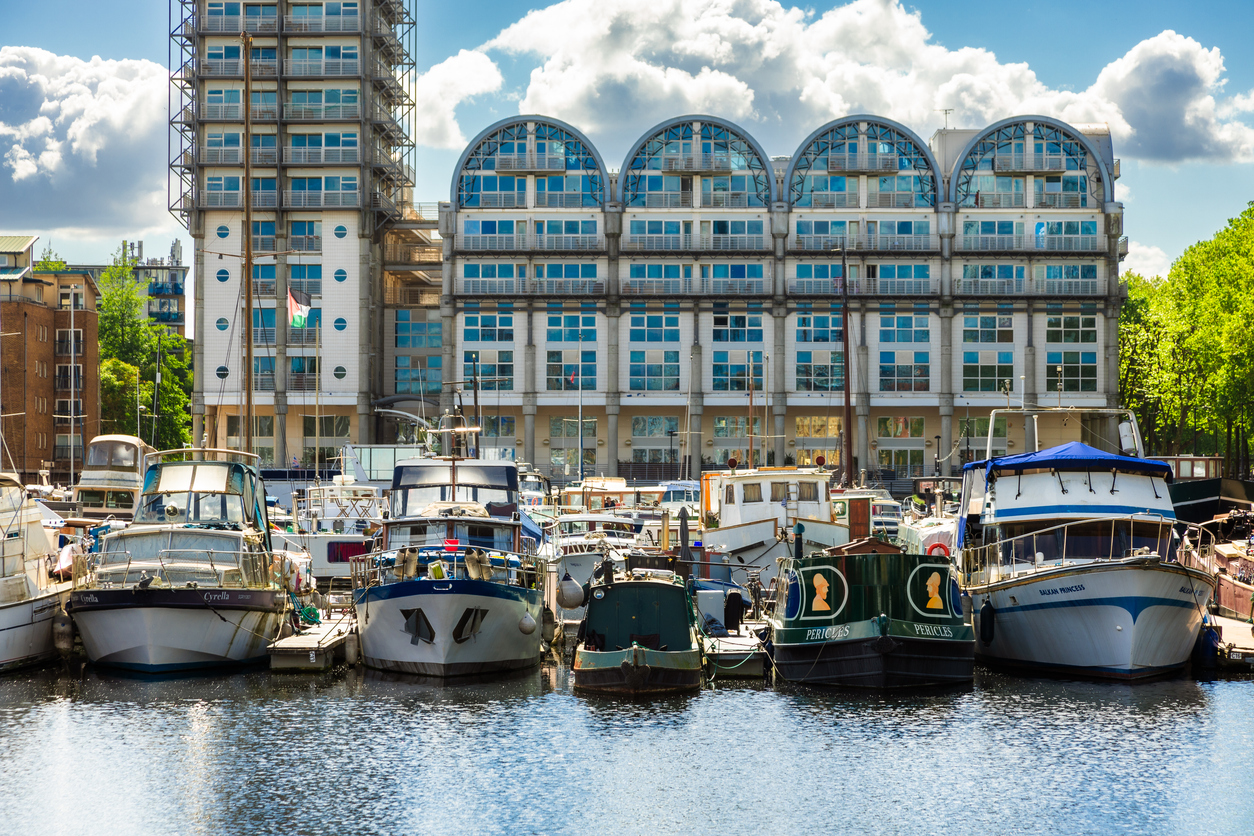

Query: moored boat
<box><xmin>67</xmin><ymin>449</ymin><xmax>287</xmax><ymax>672</ymax></box>
<box><xmin>572</xmin><ymin>567</ymin><xmax>703</xmax><ymax>695</ymax></box>
<box><xmin>0</xmin><ymin>473</ymin><xmax>72</xmax><ymax>672</ymax></box>
<box><xmin>767</xmin><ymin>534</ymin><xmax>974</xmax><ymax>688</ymax></box>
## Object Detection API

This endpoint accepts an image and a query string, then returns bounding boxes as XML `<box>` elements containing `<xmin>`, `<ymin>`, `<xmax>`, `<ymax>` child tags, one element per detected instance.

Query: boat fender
<box><xmin>52</xmin><ymin>609</ymin><xmax>75</xmax><ymax>657</ymax></box>
<box><xmin>518</xmin><ymin>611</ymin><xmax>537</xmax><ymax>635</ymax></box>
<box><xmin>344</xmin><ymin>632</ymin><xmax>359</xmax><ymax>667</ymax></box>
<box><xmin>927</xmin><ymin>542</ymin><xmax>950</xmax><ymax>557</ymax></box>
<box><xmin>541</xmin><ymin>605</ymin><xmax>558</xmax><ymax>644</ymax></box>
<box><xmin>724</xmin><ymin>591</ymin><xmax>744</xmax><ymax>634</ymax></box>
<box><xmin>556</xmin><ymin>572</ymin><xmax>585</xmax><ymax>609</ymax></box>
<box><xmin>979</xmin><ymin>599</ymin><xmax>995</xmax><ymax>646</ymax></box>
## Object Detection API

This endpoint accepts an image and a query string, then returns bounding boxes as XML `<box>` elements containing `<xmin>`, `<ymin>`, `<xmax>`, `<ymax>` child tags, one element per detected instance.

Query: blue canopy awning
<box><xmin>963</xmin><ymin>441</ymin><xmax>1173</xmax><ymax>484</ymax></box>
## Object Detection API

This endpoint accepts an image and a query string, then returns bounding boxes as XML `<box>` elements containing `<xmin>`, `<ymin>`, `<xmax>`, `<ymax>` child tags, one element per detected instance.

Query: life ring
<box><xmin>927</xmin><ymin>542</ymin><xmax>950</xmax><ymax>557</ymax></box>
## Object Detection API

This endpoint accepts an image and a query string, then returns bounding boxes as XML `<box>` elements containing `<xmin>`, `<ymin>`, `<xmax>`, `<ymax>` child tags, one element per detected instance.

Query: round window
<box><xmin>216</xmin><ymin>225</ymin><xmax>229</xmax><ymax>239</ymax></box>
<box><xmin>334</xmin><ymin>225</ymin><xmax>348</xmax><ymax>239</ymax></box>
<box><xmin>216</xmin><ymin>366</ymin><xmax>229</xmax><ymax>379</ymax></box>
<box><xmin>334</xmin><ymin>269</ymin><xmax>347</xmax><ymax>282</ymax></box>
<box><xmin>593</xmin><ymin>589</ymin><xmax>605</xmax><ymax>600</ymax></box>
<box><xmin>333</xmin><ymin>366</ymin><xmax>347</xmax><ymax>380</ymax></box>
<box><xmin>216</xmin><ymin>269</ymin><xmax>229</xmax><ymax>282</ymax></box>
<box><xmin>333</xmin><ymin>317</ymin><xmax>347</xmax><ymax>331</ymax></box>
<box><xmin>215</xmin><ymin>318</ymin><xmax>229</xmax><ymax>331</ymax></box>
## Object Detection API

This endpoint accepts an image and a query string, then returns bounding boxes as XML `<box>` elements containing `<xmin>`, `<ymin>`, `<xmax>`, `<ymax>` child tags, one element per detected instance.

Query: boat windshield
<box><xmin>873</xmin><ymin>503</ymin><xmax>903</xmax><ymax>520</ymax></box>
<box><xmin>0</xmin><ymin>484</ymin><xmax>23</xmax><ymax>515</ymax></box>
<box><xmin>520</xmin><ymin>477</ymin><xmax>546</xmax><ymax>493</ymax></box>
<box><xmin>85</xmin><ymin>440</ymin><xmax>139</xmax><ymax>470</ymax></box>
<box><xmin>391</xmin><ymin>463</ymin><xmax>518</xmax><ymax>518</ymax></box>
<box><xmin>135</xmin><ymin>463</ymin><xmax>249</xmax><ymax>526</ymax></box>
<box><xmin>661</xmin><ymin>489</ymin><xmax>698</xmax><ymax>503</ymax></box>
<box><xmin>995</xmin><ymin>519</ymin><xmax>1173</xmax><ymax>563</ymax></box>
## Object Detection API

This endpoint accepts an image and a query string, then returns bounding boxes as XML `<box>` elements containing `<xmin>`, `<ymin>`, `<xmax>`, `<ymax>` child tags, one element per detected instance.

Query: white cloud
<box><xmin>1123</xmin><ymin>241</ymin><xmax>1172</xmax><ymax>278</ymax></box>
<box><xmin>412</xmin><ymin>50</ymin><xmax>503</xmax><ymax>149</ymax></box>
<box><xmin>414</xmin><ymin>0</ymin><xmax>1254</xmax><ymax>165</ymax></box>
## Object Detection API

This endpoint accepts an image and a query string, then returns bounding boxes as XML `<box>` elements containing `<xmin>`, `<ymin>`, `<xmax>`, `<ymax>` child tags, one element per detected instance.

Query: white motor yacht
<box><xmin>0</xmin><ymin>473</ymin><xmax>71</xmax><ymax>671</ymax></box>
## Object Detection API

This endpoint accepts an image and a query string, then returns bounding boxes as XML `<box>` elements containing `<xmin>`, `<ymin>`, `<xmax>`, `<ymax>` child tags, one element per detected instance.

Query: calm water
<box><xmin>1</xmin><ymin>664</ymin><xmax>1252</xmax><ymax>836</ymax></box>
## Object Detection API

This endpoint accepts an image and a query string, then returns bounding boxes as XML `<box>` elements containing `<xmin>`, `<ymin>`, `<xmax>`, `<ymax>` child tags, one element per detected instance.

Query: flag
<box><xmin>568</xmin><ymin>367</ymin><xmax>577</xmax><ymax>386</ymax></box>
<box><xmin>287</xmin><ymin>287</ymin><xmax>312</xmax><ymax>328</ymax></box>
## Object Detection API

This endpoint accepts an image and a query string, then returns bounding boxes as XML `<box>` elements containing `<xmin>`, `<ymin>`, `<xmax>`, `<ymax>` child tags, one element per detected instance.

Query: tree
<box><xmin>33</xmin><ymin>241</ymin><xmax>66</xmax><ymax>272</ymax></box>
<box><xmin>96</xmin><ymin>241</ymin><xmax>148</xmax><ymax>367</ymax></box>
<box><xmin>100</xmin><ymin>358</ymin><xmax>151</xmax><ymax>438</ymax></box>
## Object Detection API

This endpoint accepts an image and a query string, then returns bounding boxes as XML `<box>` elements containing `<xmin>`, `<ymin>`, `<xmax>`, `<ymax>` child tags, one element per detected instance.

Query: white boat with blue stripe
<box><xmin>353</xmin><ymin>457</ymin><xmax>548</xmax><ymax>677</ymax></box>
<box><xmin>958</xmin><ymin>409</ymin><xmax>1215</xmax><ymax>680</ymax></box>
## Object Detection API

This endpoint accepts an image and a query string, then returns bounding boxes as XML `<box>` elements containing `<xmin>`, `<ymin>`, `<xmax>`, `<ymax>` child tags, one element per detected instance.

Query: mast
<box><xmin>840</xmin><ymin>245</ymin><xmax>854</xmax><ymax>486</ymax></box>
<box><xmin>747</xmin><ymin>348</ymin><xmax>754</xmax><ymax>466</ymax></box>
<box><xmin>472</xmin><ymin>352</ymin><xmax>481</xmax><ymax>460</ymax></box>
<box><xmin>577</xmin><ymin>330</ymin><xmax>584</xmax><ymax>482</ymax></box>
<box><xmin>315</xmin><ymin>319</ymin><xmax>321</xmax><ymax>480</ymax></box>
<box><xmin>241</xmin><ymin>31</ymin><xmax>254</xmax><ymax>454</ymax></box>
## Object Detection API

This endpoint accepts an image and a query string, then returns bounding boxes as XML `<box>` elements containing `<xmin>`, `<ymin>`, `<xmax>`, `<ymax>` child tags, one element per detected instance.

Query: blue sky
<box><xmin>3</xmin><ymin>0</ymin><xmax>1253</xmax><ymax>304</ymax></box>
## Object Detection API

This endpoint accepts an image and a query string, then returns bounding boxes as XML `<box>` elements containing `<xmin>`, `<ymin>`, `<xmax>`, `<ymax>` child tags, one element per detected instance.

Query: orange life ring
<box><xmin>927</xmin><ymin>542</ymin><xmax>950</xmax><ymax>557</ymax></box>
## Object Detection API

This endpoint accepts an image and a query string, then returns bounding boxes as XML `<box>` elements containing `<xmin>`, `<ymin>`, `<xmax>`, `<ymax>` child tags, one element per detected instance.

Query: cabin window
<box><xmin>724</xmin><ymin>485</ymin><xmax>734</xmax><ymax>505</ymax></box>
<box><xmin>798</xmin><ymin>482</ymin><xmax>819</xmax><ymax>502</ymax></box>
<box><xmin>771</xmin><ymin>482</ymin><xmax>788</xmax><ymax>502</ymax></box>
<box><xmin>742</xmin><ymin>483</ymin><xmax>762</xmax><ymax>503</ymax></box>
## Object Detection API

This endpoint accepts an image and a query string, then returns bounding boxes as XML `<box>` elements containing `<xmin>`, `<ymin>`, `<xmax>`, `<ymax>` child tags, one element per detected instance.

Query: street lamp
<box><xmin>934</xmin><ymin>434</ymin><xmax>941</xmax><ymax>476</ymax></box>
<box><xmin>667</xmin><ymin>428</ymin><xmax>678</xmax><ymax>480</ymax></box>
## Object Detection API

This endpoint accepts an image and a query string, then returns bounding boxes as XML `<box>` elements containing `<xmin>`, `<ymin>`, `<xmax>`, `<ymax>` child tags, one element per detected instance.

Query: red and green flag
<box><xmin>287</xmin><ymin>287</ymin><xmax>311</xmax><ymax>328</ymax></box>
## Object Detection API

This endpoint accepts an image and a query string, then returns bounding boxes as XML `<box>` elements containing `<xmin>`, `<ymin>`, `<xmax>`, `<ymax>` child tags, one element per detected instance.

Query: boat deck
<box><xmin>1210</xmin><ymin>612</ymin><xmax>1254</xmax><ymax>671</ymax></box>
<box><xmin>706</xmin><ymin>622</ymin><xmax>768</xmax><ymax>679</ymax></box>
<box><xmin>268</xmin><ymin>611</ymin><xmax>357</xmax><ymax>671</ymax></box>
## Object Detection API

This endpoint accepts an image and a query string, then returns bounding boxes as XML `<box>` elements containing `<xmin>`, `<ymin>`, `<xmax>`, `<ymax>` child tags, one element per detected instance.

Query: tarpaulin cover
<box><xmin>962</xmin><ymin>441</ymin><xmax>1173</xmax><ymax>484</ymax></box>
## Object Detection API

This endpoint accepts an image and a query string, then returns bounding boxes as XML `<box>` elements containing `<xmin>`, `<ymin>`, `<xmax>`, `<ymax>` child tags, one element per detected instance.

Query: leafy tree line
<box><xmin>77</xmin><ymin>241</ymin><xmax>193</xmax><ymax>450</ymax></box>
<box><xmin>1119</xmin><ymin>202</ymin><xmax>1254</xmax><ymax>478</ymax></box>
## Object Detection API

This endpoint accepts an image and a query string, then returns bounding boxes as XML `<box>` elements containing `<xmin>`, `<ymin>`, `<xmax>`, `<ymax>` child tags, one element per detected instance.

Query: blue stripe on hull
<box><xmin>356</xmin><ymin>578</ymin><xmax>541</xmax><ymax>605</ymax></box>
<box><xmin>993</xmin><ymin>504</ymin><xmax>1175</xmax><ymax>519</ymax></box>
<box><xmin>993</xmin><ymin>595</ymin><xmax>1195</xmax><ymax>623</ymax></box>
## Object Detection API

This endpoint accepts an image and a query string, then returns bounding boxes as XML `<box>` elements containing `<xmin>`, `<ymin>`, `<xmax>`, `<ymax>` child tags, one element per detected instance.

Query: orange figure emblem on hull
<box><xmin>926</xmin><ymin>571</ymin><xmax>943</xmax><ymax>609</ymax></box>
<box><xmin>812</xmin><ymin>573</ymin><xmax>831</xmax><ymax>611</ymax></box>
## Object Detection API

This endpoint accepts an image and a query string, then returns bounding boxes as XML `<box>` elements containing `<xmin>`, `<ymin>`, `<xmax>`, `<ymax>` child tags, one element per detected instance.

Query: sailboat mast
<box><xmin>841</xmin><ymin>245</ymin><xmax>853</xmax><ymax>486</ymax></box>
<box><xmin>747</xmin><ymin>350</ymin><xmax>754</xmax><ymax>466</ymax></box>
<box><xmin>241</xmin><ymin>31</ymin><xmax>254</xmax><ymax>454</ymax></box>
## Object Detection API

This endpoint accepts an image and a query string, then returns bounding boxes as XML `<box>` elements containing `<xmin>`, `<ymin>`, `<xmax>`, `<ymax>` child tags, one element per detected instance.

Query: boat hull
<box><xmin>354</xmin><ymin>579</ymin><xmax>542</xmax><ymax>677</ymax></box>
<box><xmin>0</xmin><ymin>583</ymin><xmax>67</xmax><ymax>672</ymax></box>
<box><xmin>969</xmin><ymin>559</ymin><xmax>1214</xmax><ymax>679</ymax></box>
<box><xmin>572</xmin><ymin>645</ymin><xmax>702</xmax><ymax>695</ymax></box>
<box><xmin>772</xmin><ymin>631</ymin><xmax>973</xmax><ymax>688</ymax></box>
<box><xmin>68</xmin><ymin>588</ymin><xmax>284</xmax><ymax>672</ymax></box>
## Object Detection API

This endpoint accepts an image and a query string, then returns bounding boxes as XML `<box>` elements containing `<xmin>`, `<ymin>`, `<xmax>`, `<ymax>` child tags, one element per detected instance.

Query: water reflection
<box><xmin>0</xmin><ymin>663</ymin><xmax>1250</xmax><ymax>835</ymax></box>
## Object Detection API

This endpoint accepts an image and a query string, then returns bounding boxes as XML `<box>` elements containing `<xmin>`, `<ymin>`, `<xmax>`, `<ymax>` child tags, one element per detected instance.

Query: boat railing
<box><xmin>349</xmin><ymin>543</ymin><xmax>544</xmax><ymax>591</ymax></box>
<box><xmin>962</xmin><ymin>514</ymin><xmax>1216</xmax><ymax>586</ymax></box>
<box><xmin>145</xmin><ymin>448</ymin><xmax>261</xmax><ymax>467</ymax></box>
<box><xmin>78</xmin><ymin>546</ymin><xmax>276</xmax><ymax>590</ymax></box>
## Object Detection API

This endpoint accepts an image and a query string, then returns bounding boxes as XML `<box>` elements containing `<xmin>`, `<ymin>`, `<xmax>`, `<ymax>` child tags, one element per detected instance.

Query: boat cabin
<box><xmin>295</xmin><ymin>474</ymin><xmax>384</xmax><ymax>534</ymax></box>
<box><xmin>551</xmin><ymin>513</ymin><xmax>640</xmax><ymax>554</ymax></box>
<box><xmin>560</xmin><ymin>477</ymin><xmax>663</xmax><ymax>512</ymax></box>
<box><xmin>73</xmin><ymin>435</ymin><xmax>156</xmax><ymax>520</ymax></box>
<box><xmin>390</xmin><ymin>458</ymin><xmax>520</xmax><ymax>519</ymax></box>
<box><xmin>701</xmin><ymin>468</ymin><xmax>833</xmax><ymax>529</ymax></box>
<box><xmin>581</xmin><ymin>574</ymin><xmax>696</xmax><ymax>652</ymax></box>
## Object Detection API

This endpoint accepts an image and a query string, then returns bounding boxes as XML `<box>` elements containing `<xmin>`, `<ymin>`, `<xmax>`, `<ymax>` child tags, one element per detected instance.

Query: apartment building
<box><xmin>428</xmin><ymin>114</ymin><xmax>1126</xmax><ymax>482</ymax></box>
<box><xmin>0</xmin><ymin>236</ymin><xmax>101</xmax><ymax>485</ymax></box>
<box><xmin>170</xmin><ymin>0</ymin><xmax>418</xmax><ymax>467</ymax></box>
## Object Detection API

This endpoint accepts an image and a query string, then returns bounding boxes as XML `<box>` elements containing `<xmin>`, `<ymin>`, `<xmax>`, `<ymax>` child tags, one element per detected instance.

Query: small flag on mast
<box><xmin>287</xmin><ymin>287</ymin><xmax>312</xmax><ymax>328</ymax></box>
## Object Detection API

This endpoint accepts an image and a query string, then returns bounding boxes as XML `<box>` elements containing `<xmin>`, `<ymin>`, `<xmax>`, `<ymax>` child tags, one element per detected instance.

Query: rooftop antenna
<box><xmin>935</xmin><ymin>108</ymin><xmax>954</xmax><ymax>128</ymax></box>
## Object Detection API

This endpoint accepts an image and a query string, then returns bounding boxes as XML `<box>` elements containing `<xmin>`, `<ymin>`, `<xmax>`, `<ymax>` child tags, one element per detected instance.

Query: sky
<box><xmin>3</xmin><ymin>0</ymin><xmax>1254</xmax><ymax>339</ymax></box>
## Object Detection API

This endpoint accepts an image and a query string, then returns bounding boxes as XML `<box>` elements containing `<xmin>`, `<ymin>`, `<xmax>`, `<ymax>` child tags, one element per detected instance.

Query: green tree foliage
<box><xmin>95</xmin><ymin>241</ymin><xmax>193</xmax><ymax>450</ymax></box>
<box><xmin>1120</xmin><ymin>203</ymin><xmax>1254</xmax><ymax>475</ymax></box>
<box><xmin>33</xmin><ymin>241</ymin><xmax>66</xmax><ymax>272</ymax></box>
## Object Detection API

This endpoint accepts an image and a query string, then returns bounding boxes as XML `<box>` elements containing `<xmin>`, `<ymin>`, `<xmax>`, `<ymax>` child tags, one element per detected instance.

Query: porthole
<box><xmin>216</xmin><ymin>366</ymin><xmax>229</xmax><ymax>379</ymax></box>
<box><xmin>333</xmin><ymin>366</ymin><xmax>347</xmax><ymax>380</ymax></box>
<box><xmin>215</xmin><ymin>318</ymin><xmax>229</xmax><ymax>331</ymax></box>
<box><xmin>333</xmin><ymin>317</ymin><xmax>347</xmax><ymax>331</ymax></box>
<box><xmin>216</xmin><ymin>269</ymin><xmax>229</xmax><ymax>282</ymax></box>
<box><xmin>334</xmin><ymin>225</ymin><xmax>347</xmax><ymax>239</ymax></box>
<box><xmin>216</xmin><ymin>225</ymin><xmax>229</xmax><ymax>239</ymax></box>
<box><xmin>334</xmin><ymin>269</ymin><xmax>347</xmax><ymax>282</ymax></box>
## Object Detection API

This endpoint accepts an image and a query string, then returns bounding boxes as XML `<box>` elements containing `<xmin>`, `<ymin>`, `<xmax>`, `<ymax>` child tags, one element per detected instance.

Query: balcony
<box><xmin>282</xmin><ymin>102</ymin><xmax>361</xmax><ymax>121</ymax></box>
<box><xmin>1118</xmin><ymin>237</ymin><xmax>1129</xmax><ymax>260</ymax></box>
<box><xmin>957</xmin><ymin>235</ymin><xmax>1102</xmax><ymax>252</ymax></box>
<box><xmin>957</xmin><ymin>278</ymin><xmax>1026</xmax><ymax>295</ymax></box>
<box><xmin>1034</xmin><ymin>193</ymin><xmax>1088</xmax><ymax>209</ymax></box>
<box><xmin>1031</xmin><ymin>155</ymin><xmax>1067</xmax><ymax>172</ymax></box>
<box><xmin>640</xmin><ymin>193</ymin><xmax>693</xmax><ymax>209</ymax></box>
<box><xmin>200</xmin><ymin>59</ymin><xmax>244</xmax><ymax>76</ymax></box>
<box><xmin>250</xmin><ymin>190</ymin><xmax>278</xmax><ymax>209</ymax></box>
<box><xmin>201</xmin><ymin>191</ymin><xmax>241</xmax><ymax>208</ymax></box>
<box><xmin>288</xmin><ymin>328</ymin><xmax>322</xmax><ymax>345</ymax></box>
<box><xmin>284</xmin><ymin>59</ymin><xmax>360</xmax><ymax>76</ymax></box>
<box><xmin>149</xmin><ymin>310</ymin><xmax>185</xmax><ymax>323</ymax></box>
<box><xmin>200</xmin><ymin>14</ymin><xmax>277</xmax><ymax>32</ymax></box>
<box><xmin>53</xmin><ymin>445</ymin><xmax>84</xmax><ymax>462</ymax></box>
<box><xmin>457</xmin><ymin>234</ymin><xmax>524</xmax><ymax>251</ymax></box>
<box><xmin>201</xmin><ymin>146</ymin><xmax>243</xmax><ymax>164</ymax></box>
<box><xmin>470</xmin><ymin>193</ymin><xmax>525</xmax><ymax>209</ymax></box>
<box><xmin>866</xmin><ymin>192</ymin><xmax>925</xmax><ymax>209</ymax></box>
<box><xmin>703</xmin><ymin>192</ymin><xmax>751</xmax><ymax>209</ymax></box>
<box><xmin>827</xmin><ymin>153</ymin><xmax>899</xmax><ymax>172</ymax></box>
<box><xmin>252</xmin><ymin>236</ymin><xmax>276</xmax><ymax>253</ymax></box>
<box><xmin>289</xmin><ymin>373</ymin><xmax>320</xmax><ymax>391</ymax></box>
<box><xmin>284</xmin><ymin>146</ymin><xmax>361</xmax><ymax>165</ymax></box>
<box><xmin>811</xmin><ymin>193</ymin><xmax>858</xmax><ymax>209</ymax></box>
<box><xmin>700</xmin><ymin>234</ymin><xmax>768</xmax><ymax>251</ymax></box>
<box><xmin>792</xmin><ymin>234</ymin><xmax>851</xmax><ymax>251</ymax></box>
<box><xmin>1035</xmin><ymin>278</ymin><xmax>1101</xmax><ymax>296</ymax></box>
<box><xmin>252</xmin><ymin>328</ymin><xmax>276</xmax><ymax>345</ymax></box>
<box><xmin>989</xmin><ymin>154</ymin><xmax>1027</xmax><ymax>172</ymax></box>
<box><xmin>957</xmin><ymin>276</ymin><xmax>1103</xmax><ymax>296</ymax></box>
<box><xmin>534</xmin><ymin>193</ymin><xmax>592</xmax><ymax>208</ymax></box>
<box><xmin>864</xmin><ymin>234</ymin><xmax>938</xmax><ymax>251</ymax></box>
<box><xmin>283</xmin><ymin>190</ymin><xmax>360</xmax><ymax>208</ymax></box>
<box><xmin>283</xmin><ymin>14</ymin><xmax>360</xmax><ymax>32</ymax></box>
<box><xmin>708</xmin><ymin>278</ymin><xmax>766</xmax><ymax>295</ymax></box>
<box><xmin>623</xmin><ymin>235</ymin><xmax>688</xmax><ymax>251</ymax></box>
<box><xmin>459</xmin><ymin>279</ymin><xmax>519</xmax><ymax>295</ymax></box>
<box><xmin>253</xmin><ymin>372</ymin><xmax>276</xmax><ymax>392</ymax></box>
<box><xmin>621</xmin><ymin>279</ymin><xmax>688</xmax><ymax>296</ymax></box>
<box><xmin>647</xmin><ymin>154</ymin><xmax>732</xmax><ymax>172</ymax></box>
<box><xmin>200</xmin><ymin>101</ymin><xmax>277</xmax><ymax>120</ymax></box>
<box><xmin>968</xmin><ymin>193</ymin><xmax>1026</xmax><ymax>209</ymax></box>
<box><xmin>534</xmin><ymin>235</ymin><xmax>603</xmax><ymax>251</ymax></box>
<box><xmin>251</xmin><ymin>278</ymin><xmax>276</xmax><ymax>297</ymax></box>
<box><xmin>494</xmin><ymin>153</ymin><xmax>565</xmax><ymax>172</ymax></box>
<box><xmin>54</xmin><ymin>340</ymin><xmax>81</xmax><ymax>357</ymax></box>
<box><xmin>867</xmin><ymin>277</ymin><xmax>938</xmax><ymax>295</ymax></box>
<box><xmin>530</xmin><ymin>279</ymin><xmax>606</xmax><ymax>295</ymax></box>
<box><xmin>288</xmin><ymin>279</ymin><xmax>322</xmax><ymax>297</ymax></box>
<box><xmin>251</xmin><ymin>147</ymin><xmax>278</xmax><ymax>165</ymax></box>
<box><xmin>290</xmin><ymin>235</ymin><xmax>322</xmax><ymax>253</ymax></box>
<box><xmin>148</xmin><ymin>282</ymin><xmax>184</xmax><ymax>296</ymax></box>
<box><xmin>54</xmin><ymin>375</ymin><xmax>82</xmax><ymax>392</ymax></box>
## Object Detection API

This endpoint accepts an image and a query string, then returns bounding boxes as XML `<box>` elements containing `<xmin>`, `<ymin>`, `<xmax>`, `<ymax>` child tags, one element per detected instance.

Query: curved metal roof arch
<box><xmin>614</xmin><ymin>114</ymin><xmax>780</xmax><ymax>204</ymax></box>
<box><xmin>946</xmin><ymin>114</ymin><xmax>1114</xmax><ymax>204</ymax></box>
<box><xmin>448</xmin><ymin>115</ymin><xmax>610</xmax><ymax>205</ymax></box>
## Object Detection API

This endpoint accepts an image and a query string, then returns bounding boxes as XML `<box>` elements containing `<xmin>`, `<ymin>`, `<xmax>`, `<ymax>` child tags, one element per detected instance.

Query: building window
<box><xmin>394</xmin><ymin>355</ymin><xmax>441</xmax><ymax>395</ymax></box>
<box><xmin>706</xmin><ymin>264</ymin><xmax>766</xmax><ymax>292</ymax></box>
<box><xmin>464</xmin><ymin>313</ymin><xmax>513</xmax><ymax>342</ymax></box>
<box><xmin>1045</xmin><ymin>311</ymin><xmax>1097</xmax><ymax>344</ymax></box>
<box><xmin>482</xmin><ymin>416</ymin><xmax>515</xmax><ymax>438</ymax></box>
<box><xmin>546</xmin><ymin>350</ymin><xmax>595</xmax><ymax>390</ymax></box>
<box><xmin>546</xmin><ymin>313</ymin><xmax>596</xmax><ymax>342</ymax></box>
<box><xmin>961</xmin><ymin>264</ymin><xmax>1025</xmax><ymax>292</ymax></box>
<box><xmin>629</xmin><ymin>350</ymin><xmax>680</xmax><ymax>391</ymax></box>
<box><xmin>879</xmin><ymin>351</ymin><xmax>930</xmax><ymax>392</ymax></box>
<box><xmin>712</xmin><ymin>350</ymin><xmax>763</xmax><ymax>391</ymax></box>
<box><xmin>712</xmin><ymin>416</ymin><xmax>763</xmax><ymax>466</ymax></box>
<box><xmin>794</xmin><ymin>416</ymin><xmax>843</xmax><ymax>467</ymax></box>
<box><xmin>878</xmin><ymin>417</ymin><xmax>924</xmax><ymax>438</ymax></box>
<box><xmin>959</xmin><ymin>417</ymin><xmax>1008</xmax><ymax>463</ymax></box>
<box><xmin>879</xmin><ymin>309</ymin><xmax>929</xmax><ymax>344</ymax></box>
<box><xmin>549</xmin><ymin>417</ymin><xmax>596</xmax><ymax>471</ymax></box>
<box><xmin>962</xmin><ymin>313</ymin><xmax>1014</xmax><ymax>343</ymax></box>
<box><xmin>796</xmin><ymin>350</ymin><xmax>844</xmax><ymax>391</ymax></box>
<box><xmin>630</xmin><ymin>416</ymin><xmax>680</xmax><ymax>463</ymax></box>
<box><xmin>289</xmin><ymin>263</ymin><xmax>321</xmax><ymax>296</ymax></box>
<box><xmin>1046</xmin><ymin>351</ymin><xmax>1098</xmax><ymax>392</ymax></box>
<box><xmin>712</xmin><ymin>310</ymin><xmax>763</xmax><ymax>342</ymax></box>
<box><xmin>465</xmin><ymin>349</ymin><xmax>512</xmax><ymax>391</ymax></box>
<box><xmin>55</xmin><ymin>329</ymin><xmax>82</xmax><ymax>356</ymax></box>
<box><xmin>395</xmin><ymin>310</ymin><xmax>441</xmax><ymax>348</ymax></box>
<box><xmin>1033</xmin><ymin>264</ymin><xmax>1099</xmax><ymax>291</ymax></box>
<box><xmin>55</xmin><ymin>364</ymin><xmax>83</xmax><ymax>390</ymax></box>
<box><xmin>302</xmin><ymin>416</ymin><xmax>350</xmax><ymax>466</ymax></box>
<box><xmin>796</xmin><ymin>310</ymin><xmax>841</xmax><ymax>343</ymax></box>
<box><xmin>628</xmin><ymin>312</ymin><xmax>679</xmax><ymax>342</ymax></box>
<box><xmin>963</xmin><ymin>351</ymin><xmax>1014</xmax><ymax>392</ymax></box>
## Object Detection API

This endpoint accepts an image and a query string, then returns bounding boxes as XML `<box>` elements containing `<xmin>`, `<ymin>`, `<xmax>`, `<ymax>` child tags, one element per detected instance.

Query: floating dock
<box><xmin>269</xmin><ymin>613</ymin><xmax>357</xmax><ymax>671</ymax></box>
<box><xmin>1210</xmin><ymin>613</ymin><xmax>1254</xmax><ymax>672</ymax></box>
<box><xmin>705</xmin><ymin>627</ymin><xmax>768</xmax><ymax>679</ymax></box>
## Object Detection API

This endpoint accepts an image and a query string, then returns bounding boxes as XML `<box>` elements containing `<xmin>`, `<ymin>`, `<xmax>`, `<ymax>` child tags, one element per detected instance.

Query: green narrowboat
<box><xmin>572</xmin><ymin>569</ymin><xmax>704</xmax><ymax>695</ymax></box>
<box><xmin>767</xmin><ymin>538</ymin><xmax>974</xmax><ymax>688</ymax></box>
